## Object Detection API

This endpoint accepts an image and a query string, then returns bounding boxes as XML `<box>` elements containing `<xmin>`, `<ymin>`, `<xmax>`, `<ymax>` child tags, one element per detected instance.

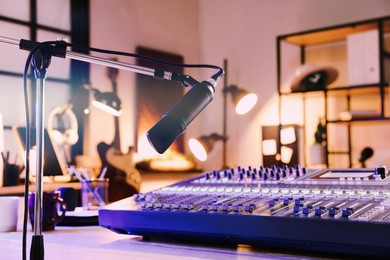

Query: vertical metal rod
<box><xmin>222</xmin><ymin>59</ymin><xmax>228</xmax><ymax>169</ymax></box>
<box><xmin>346</xmin><ymin>95</ymin><xmax>352</xmax><ymax>168</ymax></box>
<box><xmin>302</xmin><ymin>95</ymin><xmax>307</xmax><ymax>167</ymax></box>
<box><xmin>323</xmin><ymin>91</ymin><xmax>329</xmax><ymax>167</ymax></box>
<box><xmin>30</xmin><ymin>64</ymin><xmax>46</xmax><ymax>260</ymax></box>
<box><xmin>276</xmin><ymin>38</ymin><xmax>282</xmax><ymax>167</ymax></box>
<box><xmin>33</xmin><ymin>76</ymin><xmax>44</xmax><ymax>236</ymax></box>
<box><xmin>378</xmin><ymin>20</ymin><xmax>385</xmax><ymax>118</ymax></box>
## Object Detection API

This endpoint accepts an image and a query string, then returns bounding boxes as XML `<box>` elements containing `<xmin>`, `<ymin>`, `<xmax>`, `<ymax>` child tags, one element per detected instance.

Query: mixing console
<box><xmin>99</xmin><ymin>165</ymin><xmax>390</xmax><ymax>257</ymax></box>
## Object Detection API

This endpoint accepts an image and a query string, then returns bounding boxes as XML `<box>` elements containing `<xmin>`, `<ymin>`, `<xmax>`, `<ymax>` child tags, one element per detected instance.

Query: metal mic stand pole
<box><xmin>222</xmin><ymin>59</ymin><xmax>228</xmax><ymax>169</ymax></box>
<box><xmin>30</xmin><ymin>48</ymin><xmax>52</xmax><ymax>260</ymax></box>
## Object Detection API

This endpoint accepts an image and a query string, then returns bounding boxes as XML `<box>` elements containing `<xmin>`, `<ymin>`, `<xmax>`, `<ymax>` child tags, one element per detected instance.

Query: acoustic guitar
<box><xmin>97</xmin><ymin>62</ymin><xmax>141</xmax><ymax>202</ymax></box>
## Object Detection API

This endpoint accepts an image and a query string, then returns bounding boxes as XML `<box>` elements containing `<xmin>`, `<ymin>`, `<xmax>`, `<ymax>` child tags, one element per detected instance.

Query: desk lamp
<box><xmin>81</xmin><ymin>84</ymin><xmax>123</xmax><ymax>117</ymax></box>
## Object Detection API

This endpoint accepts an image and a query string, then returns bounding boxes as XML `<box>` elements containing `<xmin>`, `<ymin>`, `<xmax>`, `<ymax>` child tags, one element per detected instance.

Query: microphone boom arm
<box><xmin>0</xmin><ymin>35</ymin><xmax>223</xmax><ymax>85</ymax></box>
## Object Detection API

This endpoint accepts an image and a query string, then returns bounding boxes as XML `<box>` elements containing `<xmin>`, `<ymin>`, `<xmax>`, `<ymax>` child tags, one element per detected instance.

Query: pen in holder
<box><xmin>81</xmin><ymin>179</ymin><xmax>108</xmax><ymax>210</ymax></box>
<box><xmin>69</xmin><ymin>165</ymin><xmax>108</xmax><ymax>210</ymax></box>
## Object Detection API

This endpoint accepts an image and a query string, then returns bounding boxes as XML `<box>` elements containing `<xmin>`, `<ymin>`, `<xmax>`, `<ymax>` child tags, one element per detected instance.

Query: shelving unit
<box><xmin>276</xmin><ymin>16</ymin><xmax>390</xmax><ymax>168</ymax></box>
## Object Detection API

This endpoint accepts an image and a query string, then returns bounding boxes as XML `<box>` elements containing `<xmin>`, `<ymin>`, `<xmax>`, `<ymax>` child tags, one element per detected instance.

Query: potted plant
<box><xmin>309</xmin><ymin>117</ymin><xmax>327</xmax><ymax>165</ymax></box>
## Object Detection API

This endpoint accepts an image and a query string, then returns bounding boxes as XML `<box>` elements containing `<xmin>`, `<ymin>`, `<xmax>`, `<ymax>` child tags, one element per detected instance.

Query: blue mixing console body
<box><xmin>99</xmin><ymin>165</ymin><xmax>390</xmax><ymax>257</ymax></box>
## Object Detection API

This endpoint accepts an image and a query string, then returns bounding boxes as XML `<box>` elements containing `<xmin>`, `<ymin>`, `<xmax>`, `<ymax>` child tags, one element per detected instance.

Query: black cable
<box><xmin>69</xmin><ymin>41</ymin><xmax>224</xmax><ymax>85</ymax></box>
<box><xmin>70</xmin><ymin>42</ymin><xmax>222</xmax><ymax>71</ymax></box>
<box><xmin>21</xmin><ymin>44</ymin><xmax>31</xmax><ymax>260</ymax></box>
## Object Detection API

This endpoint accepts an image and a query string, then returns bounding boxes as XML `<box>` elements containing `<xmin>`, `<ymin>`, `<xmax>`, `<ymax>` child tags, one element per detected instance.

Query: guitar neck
<box><xmin>112</xmin><ymin>81</ymin><xmax>118</xmax><ymax>94</ymax></box>
<box><xmin>113</xmin><ymin>116</ymin><xmax>121</xmax><ymax>150</ymax></box>
<box><xmin>111</xmin><ymin>80</ymin><xmax>121</xmax><ymax>150</ymax></box>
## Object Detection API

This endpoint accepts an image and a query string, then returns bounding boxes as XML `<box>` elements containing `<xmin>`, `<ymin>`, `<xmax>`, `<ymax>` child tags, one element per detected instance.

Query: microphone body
<box><xmin>147</xmin><ymin>80</ymin><xmax>215</xmax><ymax>154</ymax></box>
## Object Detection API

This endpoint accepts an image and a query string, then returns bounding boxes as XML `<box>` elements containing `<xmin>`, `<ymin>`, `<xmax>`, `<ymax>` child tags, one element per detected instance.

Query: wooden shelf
<box><xmin>280</xmin><ymin>83</ymin><xmax>388</xmax><ymax>96</ymax></box>
<box><xmin>277</xmin><ymin>16</ymin><xmax>390</xmax><ymax>168</ymax></box>
<box><xmin>328</xmin><ymin>151</ymin><xmax>350</xmax><ymax>155</ymax></box>
<box><xmin>327</xmin><ymin>116</ymin><xmax>390</xmax><ymax>124</ymax></box>
<box><xmin>279</xmin><ymin>16</ymin><xmax>390</xmax><ymax>46</ymax></box>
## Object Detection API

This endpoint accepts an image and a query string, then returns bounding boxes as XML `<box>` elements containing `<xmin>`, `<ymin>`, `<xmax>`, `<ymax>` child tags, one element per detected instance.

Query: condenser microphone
<box><xmin>147</xmin><ymin>79</ymin><xmax>215</xmax><ymax>154</ymax></box>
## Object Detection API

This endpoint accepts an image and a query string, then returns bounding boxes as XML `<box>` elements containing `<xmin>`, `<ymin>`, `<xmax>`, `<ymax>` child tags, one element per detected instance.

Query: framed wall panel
<box><xmin>135</xmin><ymin>46</ymin><xmax>184</xmax><ymax>156</ymax></box>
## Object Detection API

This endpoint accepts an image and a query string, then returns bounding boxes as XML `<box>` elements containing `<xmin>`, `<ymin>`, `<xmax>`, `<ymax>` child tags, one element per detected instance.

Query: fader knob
<box><xmin>295</xmin><ymin>198</ymin><xmax>304</xmax><ymax>206</ymax></box>
<box><xmin>342</xmin><ymin>208</ymin><xmax>353</xmax><ymax>218</ymax></box>
<box><xmin>293</xmin><ymin>205</ymin><xmax>301</xmax><ymax>213</ymax></box>
<box><xmin>302</xmin><ymin>206</ymin><xmax>313</xmax><ymax>215</ymax></box>
<box><xmin>328</xmin><ymin>208</ymin><xmax>338</xmax><ymax>217</ymax></box>
<box><xmin>269</xmin><ymin>199</ymin><xmax>278</xmax><ymax>207</ymax></box>
<box><xmin>315</xmin><ymin>206</ymin><xmax>325</xmax><ymax>216</ymax></box>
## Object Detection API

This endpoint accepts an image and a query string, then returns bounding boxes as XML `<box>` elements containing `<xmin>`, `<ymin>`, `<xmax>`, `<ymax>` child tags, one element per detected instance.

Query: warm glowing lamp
<box><xmin>189</xmin><ymin>133</ymin><xmax>225</xmax><ymax>161</ymax></box>
<box><xmin>225</xmin><ymin>85</ymin><xmax>258</xmax><ymax>115</ymax></box>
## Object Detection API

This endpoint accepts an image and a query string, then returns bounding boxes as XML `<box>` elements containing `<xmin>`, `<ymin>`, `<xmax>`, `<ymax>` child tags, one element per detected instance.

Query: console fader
<box><xmin>99</xmin><ymin>165</ymin><xmax>390</xmax><ymax>258</ymax></box>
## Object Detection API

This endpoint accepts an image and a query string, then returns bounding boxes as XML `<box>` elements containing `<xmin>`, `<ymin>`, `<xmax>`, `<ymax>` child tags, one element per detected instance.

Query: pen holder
<box><xmin>81</xmin><ymin>179</ymin><xmax>108</xmax><ymax>210</ymax></box>
<box><xmin>3</xmin><ymin>164</ymin><xmax>21</xmax><ymax>186</ymax></box>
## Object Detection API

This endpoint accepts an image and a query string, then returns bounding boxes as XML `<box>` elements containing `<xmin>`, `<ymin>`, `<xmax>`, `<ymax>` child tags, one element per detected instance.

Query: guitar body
<box><xmin>97</xmin><ymin>142</ymin><xmax>141</xmax><ymax>202</ymax></box>
<box><xmin>97</xmin><ymin>61</ymin><xmax>142</xmax><ymax>202</ymax></box>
